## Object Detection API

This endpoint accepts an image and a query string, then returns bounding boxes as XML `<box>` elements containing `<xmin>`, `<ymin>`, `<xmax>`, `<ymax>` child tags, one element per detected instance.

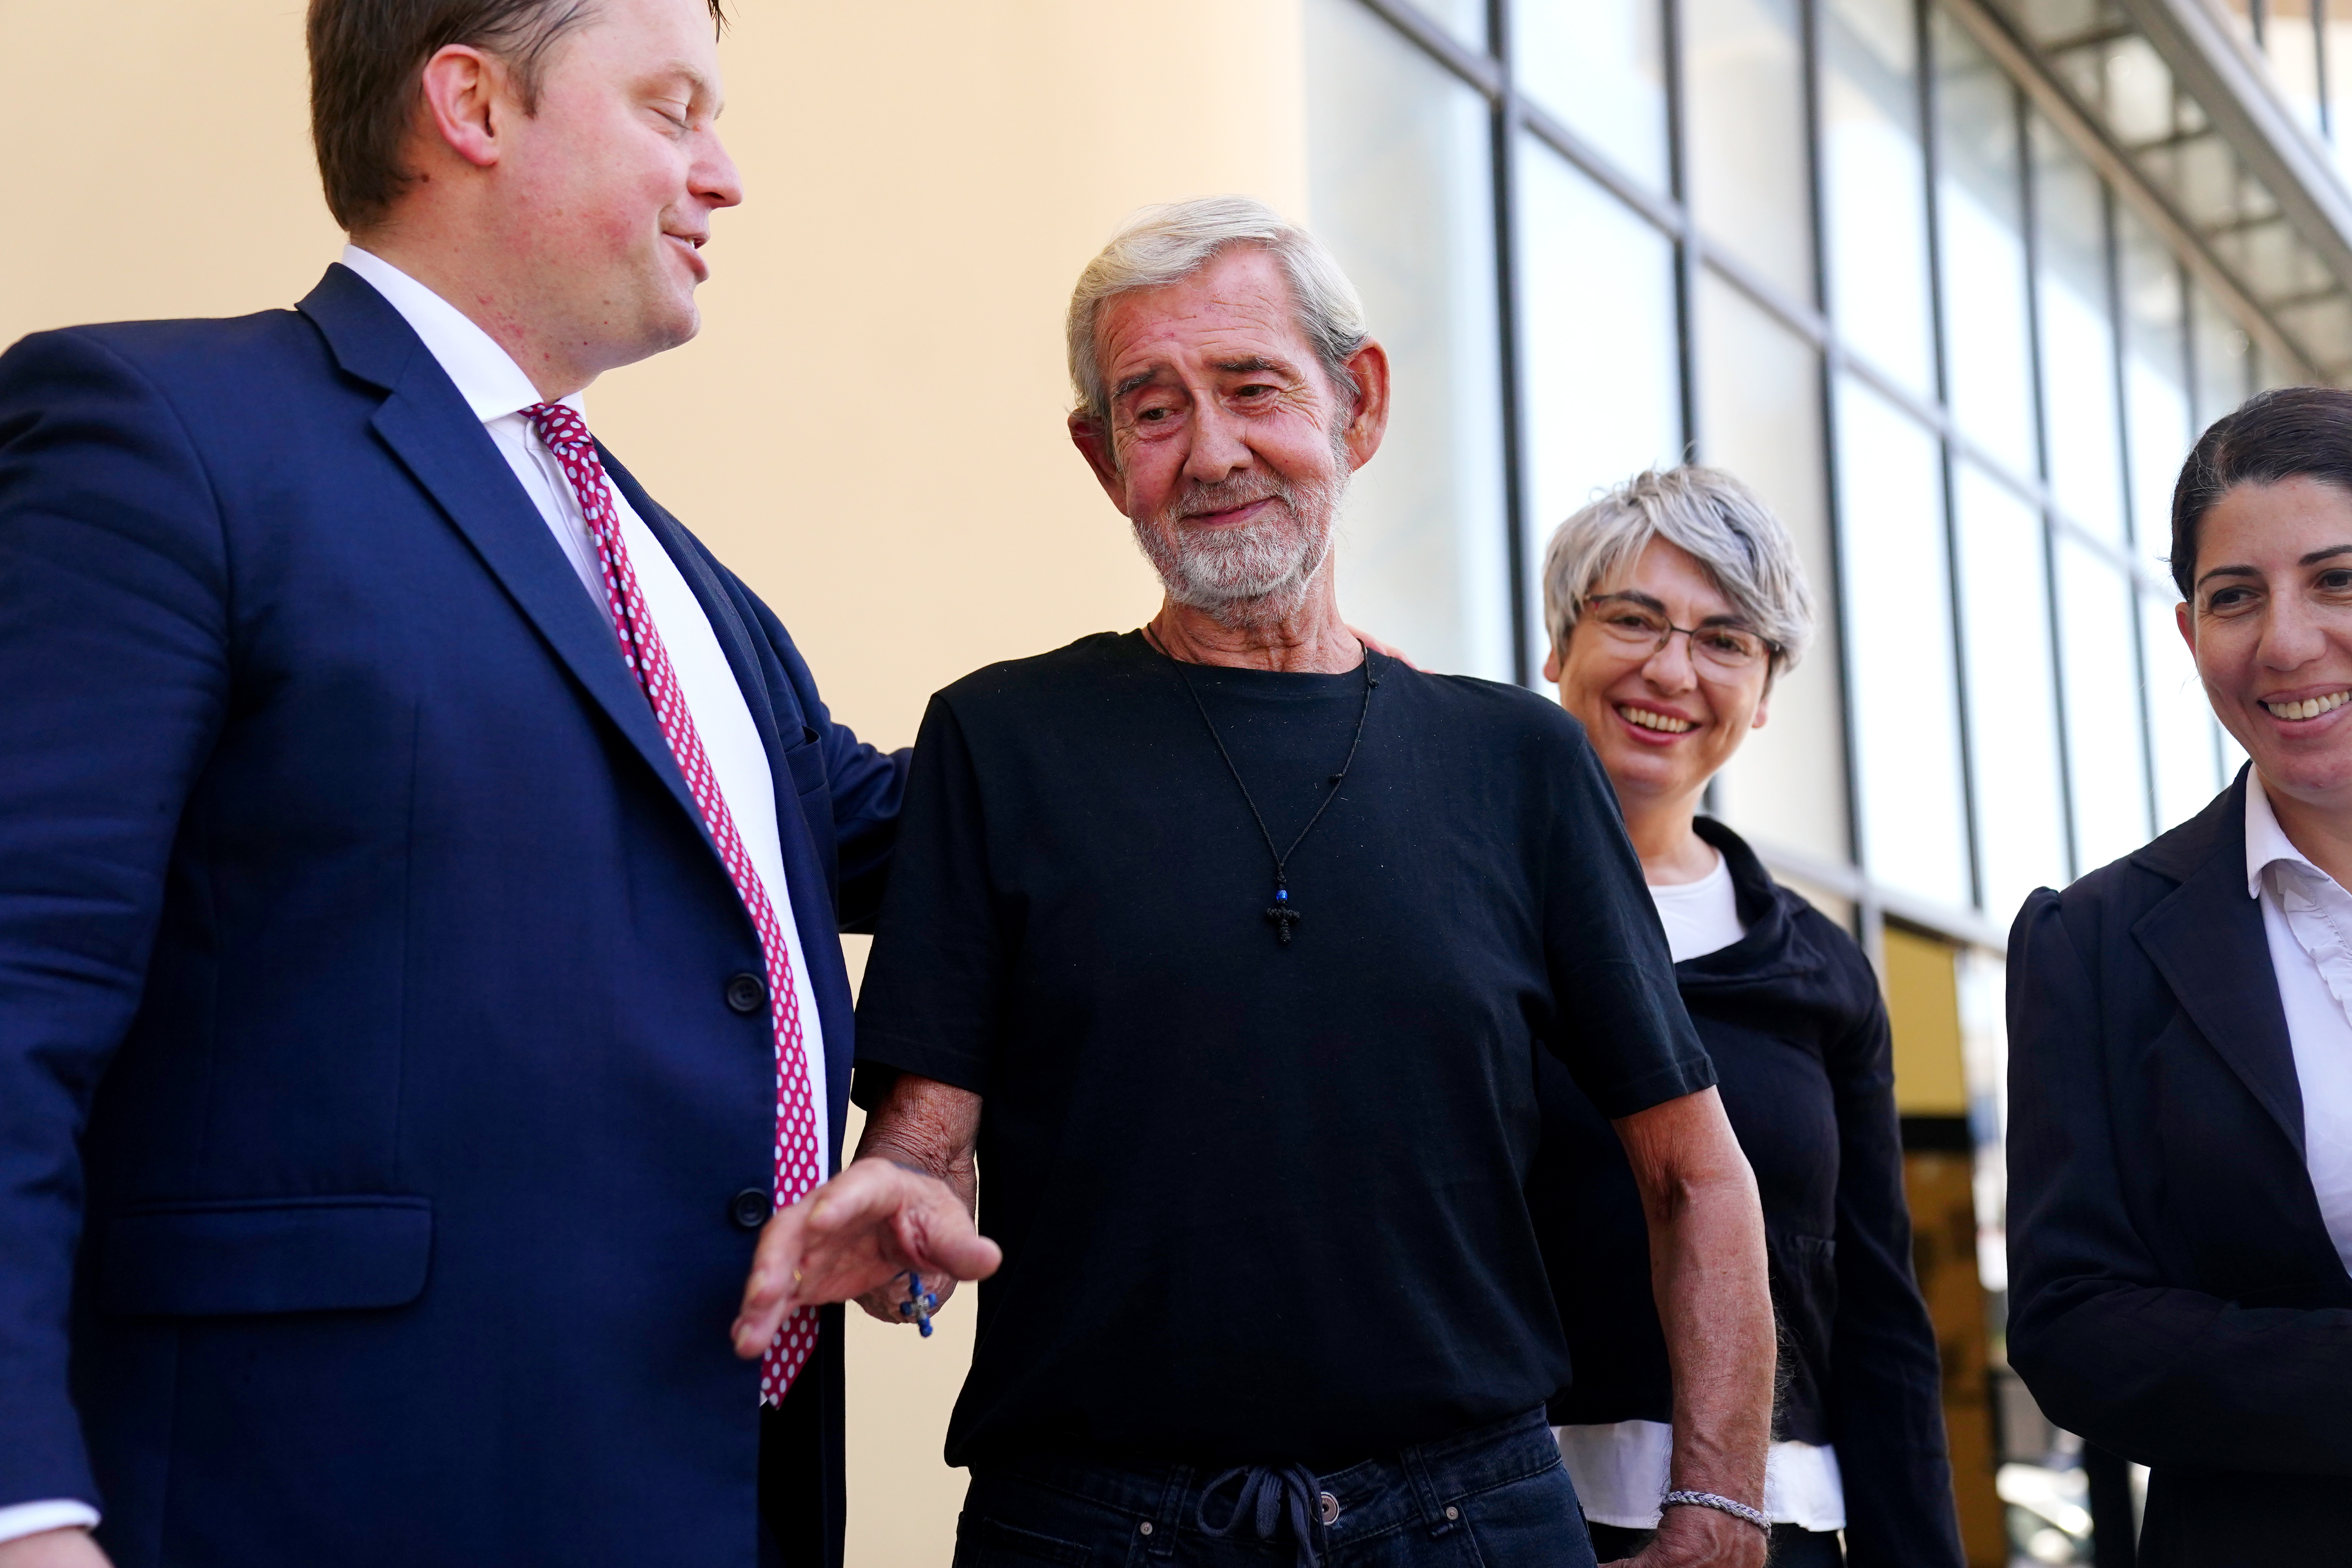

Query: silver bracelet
<box><xmin>1659</xmin><ymin>1490</ymin><xmax>1771</xmax><ymax>1535</ymax></box>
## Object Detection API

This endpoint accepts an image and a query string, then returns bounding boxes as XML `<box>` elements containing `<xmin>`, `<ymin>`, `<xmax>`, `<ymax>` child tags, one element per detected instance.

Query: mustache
<box><xmin>1163</xmin><ymin>472</ymin><xmax>1295</xmax><ymax>523</ymax></box>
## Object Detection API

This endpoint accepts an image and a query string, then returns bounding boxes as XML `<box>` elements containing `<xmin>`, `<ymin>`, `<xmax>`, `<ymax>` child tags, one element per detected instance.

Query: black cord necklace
<box><xmin>1143</xmin><ymin>623</ymin><xmax>1378</xmax><ymax>946</ymax></box>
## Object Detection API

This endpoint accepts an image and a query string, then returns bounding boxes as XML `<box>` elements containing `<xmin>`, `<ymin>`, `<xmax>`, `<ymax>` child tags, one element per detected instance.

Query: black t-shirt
<box><xmin>852</xmin><ymin>632</ymin><xmax>1711</xmax><ymax>1466</ymax></box>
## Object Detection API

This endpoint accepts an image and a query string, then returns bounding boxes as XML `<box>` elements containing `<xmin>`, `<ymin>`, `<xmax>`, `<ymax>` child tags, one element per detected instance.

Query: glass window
<box><xmin>1417</xmin><ymin>0</ymin><xmax>1491</xmax><ymax>51</ymax></box>
<box><xmin>1822</xmin><ymin>0</ymin><xmax>1936</xmax><ymax>394</ymax></box>
<box><xmin>2252</xmin><ymin>337</ymin><xmax>2298</xmax><ymax>392</ymax></box>
<box><xmin>1836</xmin><ymin>377</ymin><xmax>1973</xmax><ymax>907</ymax></box>
<box><xmin>2141</xmin><ymin>588</ymin><xmax>2221</xmax><ymax>829</ymax></box>
<box><xmin>1684</xmin><ymin>0</ymin><xmax>1816</xmax><ymax>303</ymax></box>
<box><xmin>2118</xmin><ymin>210</ymin><xmax>2193</xmax><ymax>555</ymax></box>
<box><xmin>1517</xmin><ymin>136</ymin><xmax>1684</xmax><ymax>677</ymax></box>
<box><xmin>1952</xmin><ymin>463</ymin><xmax>2069</xmax><ymax>920</ymax></box>
<box><xmin>2098</xmin><ymin>36</ymin><xmax>2181</xmax><ymax>149</ymax></box>
<box><xmin>2330</xmin><ymin>3</ymin><xmax>2352</xmax><ymax>180</ymax></box>
<box><xmin>1935</xmin><ymin>11</ymin><xmax>2038</xmax><ymax>477</ymax></box>
<box><xmin>1307</xmin><ymin>0</ymin><xmax>1514</xmax><ymax>679</ymax></box>
<box><xmin>2032</xmin><ymin>117</ymin><xmax>2129</xmax><ymax>545</ymax></box>
<box><xmin>1514</xmin><ymin>0</ymin><xmax>1670</xmax><ymax>191</ymax></box>
<box><xmin>2055</xmin><ymin>537</ymin><xmax>2154</xmax><ymax>869</ymax></box>
<box><xmin>2265</xmin><ymin>0</ymin><xmax>2326</xmax><ymax>138</ymax></box>
<box><xmin>2189</xmin><ymin>278</ymin><xmax>2253</xmax><ymax>430</ymax></box>
<box><xmin>1697</xmin><ymin>274</ymin><xmax>1849</xmax><ymax>865</ymax></box>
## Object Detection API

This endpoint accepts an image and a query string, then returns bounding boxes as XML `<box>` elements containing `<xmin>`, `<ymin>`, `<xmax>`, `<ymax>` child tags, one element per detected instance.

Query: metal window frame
<box><xmin>1343</xmin><ymin>0</ymin><xmax>2252</xmax><ymax>951</ymax></box>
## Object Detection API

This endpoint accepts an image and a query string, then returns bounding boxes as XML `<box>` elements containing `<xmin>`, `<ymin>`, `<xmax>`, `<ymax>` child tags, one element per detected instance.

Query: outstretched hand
<box><xmin>730</xmin><ymin>1158</ymin><xmax>1001</xmax><ymax>1358</ymax></box>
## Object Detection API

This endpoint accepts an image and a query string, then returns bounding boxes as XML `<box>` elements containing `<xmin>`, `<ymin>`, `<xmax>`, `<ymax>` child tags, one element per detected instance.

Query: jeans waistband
<box><xmin>972</xmin><ymin>1406</ymin><xmax>1561</xmax><ymax>1561</ymax></box>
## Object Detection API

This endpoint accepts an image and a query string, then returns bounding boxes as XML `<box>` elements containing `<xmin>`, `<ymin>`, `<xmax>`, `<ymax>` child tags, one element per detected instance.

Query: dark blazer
<box><xmin>2008</xmin><ymin>768</ymin><xmax>2352</xmax><ymax>1565</ymax></box>
<box><xmin>0</xmin><ymin>265</ymin><xmax>906</xmax><ymax>1567</ymax></box>
<box><xmin>1531</xmin><ymin>818</ymin><xmax>1962</xmax><ymax>1567</ymax></box>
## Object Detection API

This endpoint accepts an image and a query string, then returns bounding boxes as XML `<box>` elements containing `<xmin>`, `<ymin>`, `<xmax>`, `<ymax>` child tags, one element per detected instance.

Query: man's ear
<box><xmin>416</xmin><ymin>44</ymin><xmax>511</xmax><ymax>171</ymax></box>
<box><xmin>1340</xmin><ymin>339</ymin><xmax>1392</xmax><ymax>473</ymax></box>
<box><xmin>1067</xmin><ymin>411</ymin><xmax>1129</xmax><ymax>511</ymax></box>
<box><xmin>1541</xmin><ymin>644</ymin><xmax>1561</xmax><ymax>684</ymax></box>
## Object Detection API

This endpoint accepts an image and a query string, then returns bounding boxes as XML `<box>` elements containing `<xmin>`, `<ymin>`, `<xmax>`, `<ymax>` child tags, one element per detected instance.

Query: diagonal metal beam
<box><xmin>1939</xmin><ymin>0</ymin><xmax>2317</xmax><ymax>379</ymax></box>
<box><xmin>2116</xmin><ymin>0</ymin><xmax>2352</xmax><ymax>332</ymax></box>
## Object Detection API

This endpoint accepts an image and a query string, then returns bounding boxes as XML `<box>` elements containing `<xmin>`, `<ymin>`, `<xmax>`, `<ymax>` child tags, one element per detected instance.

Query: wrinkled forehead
<box><xmin>1588</xmin><ymin>535</ymin><xmax>1743</xmax><ymax>620</ymax></box>
<box><xmin>1094</xmin><ymin>251</ymin><xmax>1316</xmax><ymax>389</ymax></box>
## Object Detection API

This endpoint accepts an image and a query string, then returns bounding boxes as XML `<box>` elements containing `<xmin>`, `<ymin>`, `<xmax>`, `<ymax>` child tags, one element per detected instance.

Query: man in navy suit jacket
<box><xmin>0</xmin><ymin>1</ymin><xmax>990</xmax><ymax>1562</ymax></box>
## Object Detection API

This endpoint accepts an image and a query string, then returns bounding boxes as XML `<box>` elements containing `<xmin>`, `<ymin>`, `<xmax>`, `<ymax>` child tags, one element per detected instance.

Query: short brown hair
<box><xmin>308</xmin><ymin>0</ymin><xmax>726</xmax><ymax>232</ymax></box>
<box><xmin>2171</xmin><ymin>386</ymin><xmax>2352</xmax><ymax>600</ymax></box>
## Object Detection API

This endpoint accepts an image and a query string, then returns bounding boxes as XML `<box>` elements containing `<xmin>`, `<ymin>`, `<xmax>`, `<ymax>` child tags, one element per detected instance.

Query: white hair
<box><xmin>1541</xmin><ymin>466</ymin><xmax>1816</xmax><ymax>673</ymax></box>
<box><xmin>1065</xmin><ymin>195</ymin><xmax>1369</xmax><ymax>433</ymax></box>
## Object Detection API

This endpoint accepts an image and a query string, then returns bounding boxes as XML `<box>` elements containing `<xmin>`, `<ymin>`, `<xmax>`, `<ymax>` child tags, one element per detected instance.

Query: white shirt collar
<box><xmin>2247</xmin><ymin>769</ymin><xmax>2332</xmax><ymax>898</ymax></box>
<box><xmin>338</xmin><ymin>245</ymin><xmax>579</xmax><ymax>425</ymax></box>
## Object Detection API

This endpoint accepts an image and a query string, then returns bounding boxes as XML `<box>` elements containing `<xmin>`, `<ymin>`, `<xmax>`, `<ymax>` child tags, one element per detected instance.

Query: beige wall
<box><xmin>0</xmin><ymin>3</ymin><xmax>1309</xmax><ymax>1563</ymax></box>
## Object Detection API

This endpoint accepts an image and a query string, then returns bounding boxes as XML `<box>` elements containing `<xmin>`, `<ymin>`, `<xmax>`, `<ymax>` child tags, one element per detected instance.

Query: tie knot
<box><xmin>523</xmin><ymin>401</ymin><xmax>592</xmax><ymax>451</ymax></box>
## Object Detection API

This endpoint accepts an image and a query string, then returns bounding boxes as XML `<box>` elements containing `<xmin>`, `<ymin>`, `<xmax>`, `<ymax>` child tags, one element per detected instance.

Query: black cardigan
<box><xmin>1528</xmin><ymin>818</ymin><xmax>1962</xmax><ymax>1567</ymax></box>
<box><xmin>2007</xmin><ymin>770</ymin><xmax>2352</xmax><ymax>1566</ymax></box>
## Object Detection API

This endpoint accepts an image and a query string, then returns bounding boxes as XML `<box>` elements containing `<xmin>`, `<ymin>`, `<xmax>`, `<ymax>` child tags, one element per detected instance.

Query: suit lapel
<box><xmin>2133</xmin><ymin>791</ymin><xmax>2308</xmax><ymax>1158</ymax></box>
<box><xmin>299</xmin><ymin>267</ymin><xmax>713</xmax><ymax>849</ymax></box>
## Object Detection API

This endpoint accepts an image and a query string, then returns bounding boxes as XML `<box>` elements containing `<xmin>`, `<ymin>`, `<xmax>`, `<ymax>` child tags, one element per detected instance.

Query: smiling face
<box><xmin>1070</xmin><ymin>245</ymin><xmax>1386</xmax><ymax>624</ymax></box>
<box><xmin>1546</xmin><ymin>539</ymin><xmax>1774</xmax><ymax>818</ymax></box>
<box><xmin>2180</xmin><ymin>475</ymin><xmax>2352</xmax><ymax>810</ymax></box>
<box><xmin>492</xmin><ymin>0</ymin><xmax>741</xmax><ymax>378</ymax></box>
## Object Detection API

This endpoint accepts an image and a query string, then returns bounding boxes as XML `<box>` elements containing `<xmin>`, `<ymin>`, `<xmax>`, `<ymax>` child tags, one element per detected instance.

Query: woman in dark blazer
<box><xmin>2008</xmin><ymin>387</ymin><xmax>2352</xmax><ymax>1565</ymax></box>
<box><xmin>1529</xmin><ymin>467</ymin><xmax>1964</xmax><ymax>1568</ymax></box>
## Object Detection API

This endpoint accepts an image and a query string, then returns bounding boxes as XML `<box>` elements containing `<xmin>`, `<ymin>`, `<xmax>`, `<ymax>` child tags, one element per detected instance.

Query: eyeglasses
<box><xmin>1581</xmin><ymin>594</ymin><xmax>1773</xmax><ymax>673</ymax></box>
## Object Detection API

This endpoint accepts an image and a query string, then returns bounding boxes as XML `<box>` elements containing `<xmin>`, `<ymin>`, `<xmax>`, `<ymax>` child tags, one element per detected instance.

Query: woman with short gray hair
<box><xmin>1523</xmin><ymin>467</ymin><xmax>1964</xmax><ymax>1567</ymax></box>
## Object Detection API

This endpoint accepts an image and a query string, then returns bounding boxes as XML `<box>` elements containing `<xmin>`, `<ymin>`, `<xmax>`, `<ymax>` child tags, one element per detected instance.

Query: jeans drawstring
<box><xmin>1195</xmin><ymin>1464</ymin><xmax>1326</xmax><ymax>1568</ymax></box>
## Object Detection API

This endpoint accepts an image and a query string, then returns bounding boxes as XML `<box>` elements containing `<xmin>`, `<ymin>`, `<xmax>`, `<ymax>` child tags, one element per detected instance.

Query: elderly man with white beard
<box><xmin>729</xmin><ymin>198</ymin><xmax>1775</xmax><ymax>1568</ymax></box>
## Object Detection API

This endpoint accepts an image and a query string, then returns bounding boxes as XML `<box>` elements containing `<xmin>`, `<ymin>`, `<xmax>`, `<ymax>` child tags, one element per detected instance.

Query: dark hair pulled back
<box><xmin>2171</xmin><ymin>385</ymin><xmax>2352</xmax><ymax>601</ymax></box>
<box><xmin>307</xmin><ymin>0</ymin><xmax>725</xmax><ymax>233</ymax></box>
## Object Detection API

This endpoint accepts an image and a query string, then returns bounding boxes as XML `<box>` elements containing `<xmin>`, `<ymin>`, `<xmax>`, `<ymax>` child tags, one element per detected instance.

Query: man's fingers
<box><xmin>884</xmin><ymin>1171</ymin><xmax>1001</xmax><ymax>1282</ymax></box>
<box><xmin>730</xmin><ymin>1201</ymin><xmax>812</xmax><ymax>1358</ymax></box>
<box><xmin>731</xmin><ymin>1161</ymin><xmax>1002</xmax><ymax>1353</ymax></box>
<box><xmin>895</xmin><ymin>1202</ymin><xmax>1002</xmax><ymax>1282</ymax></box>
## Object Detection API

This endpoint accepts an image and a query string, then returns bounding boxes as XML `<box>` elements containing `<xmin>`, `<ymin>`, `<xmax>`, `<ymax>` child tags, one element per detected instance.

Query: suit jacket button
<box><xmin>730</xmin><ymin>1189</ymin><xmax>773</xmax><ymax>1230</ymax></box>
<box><xmin>726</xmin><ymin>973</ymin><xmax>767</xmax><ymax>1014</ymax></box>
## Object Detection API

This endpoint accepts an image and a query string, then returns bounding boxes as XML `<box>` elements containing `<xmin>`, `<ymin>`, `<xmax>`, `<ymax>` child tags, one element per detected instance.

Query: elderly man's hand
<box><xmin>729</xmin><ymin>1158</ymin><xmax>1001</xmax><ymax>1358</ymax></box>
<box><xmin>0</xmin><ymin>1531</ymin><xmax>111</xmax><ymax>1568</ymax></box>
<box><xmin>1599</xmin><ymin>1506</ymin><xmax>1769</xmax><ymax>1568</ymax></box>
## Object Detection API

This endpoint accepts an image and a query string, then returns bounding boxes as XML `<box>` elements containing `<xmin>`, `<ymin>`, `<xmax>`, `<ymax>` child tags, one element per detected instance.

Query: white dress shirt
<box><xmin>0</xmin><ymin>250</ymin><xmax>831</xmax><ymax>1550</ymax></box>
<box><xmin>1553</xmin><ymin>846</ymin><xmax>1848</xmax><ymax>1534</ymax></box>
<box><xmin>2244</xmin><ymin>773</ymin><xmax>2352</xmax><ymax>1274</ymax></box>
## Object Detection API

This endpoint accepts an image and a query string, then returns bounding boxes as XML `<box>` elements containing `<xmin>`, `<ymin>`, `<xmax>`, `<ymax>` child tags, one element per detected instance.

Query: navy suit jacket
<box><xmin>2008</xmin><ymin>769</ymin><xmax>2352</xmax><ymax>1565</ymax></box>
<box><xmin>0</xmin><ymin>265</ymin><xmax>906</xmax><ymax>1566</ymax></box>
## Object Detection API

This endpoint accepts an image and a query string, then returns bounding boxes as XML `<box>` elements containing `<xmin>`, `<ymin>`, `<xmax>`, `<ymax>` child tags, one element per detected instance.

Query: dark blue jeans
<box><xmin>951</xmin><ymin>1408</ymin><xmax>1597</xmax><ymax>1568</ymax></box>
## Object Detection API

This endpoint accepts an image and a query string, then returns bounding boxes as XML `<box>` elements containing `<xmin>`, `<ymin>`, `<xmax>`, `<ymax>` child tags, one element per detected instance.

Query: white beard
<box><xmin>1131</xmin><ymin>463</ymin><xmax>1348</xmax><ymax>629</ymax></box>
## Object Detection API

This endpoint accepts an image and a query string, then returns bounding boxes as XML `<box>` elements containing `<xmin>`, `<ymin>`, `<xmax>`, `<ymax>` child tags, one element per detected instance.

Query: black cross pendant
<box><xmin>1265</xmin><ymin>886</ymin><xmax>1303</xmax><ymax>946</ymax></box>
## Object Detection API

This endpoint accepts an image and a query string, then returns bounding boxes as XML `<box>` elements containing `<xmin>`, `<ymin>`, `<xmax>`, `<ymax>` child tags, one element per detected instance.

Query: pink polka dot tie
<box><xmin>526</xmin><ymin>403</ymin><xmax>824</xmax><ymax>1406</ymax></box>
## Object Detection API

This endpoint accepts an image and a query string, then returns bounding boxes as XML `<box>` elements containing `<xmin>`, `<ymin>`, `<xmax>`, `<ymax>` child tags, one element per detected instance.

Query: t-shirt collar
<box><xmin>338</xmin><ymin>244</ymin><xmax>582</xmax><ymax>426</ymax></box>
<box><xmin>2246</xmin><ymin>768</ymin><xmax>2332</xmax><ymax>898</ymax></box>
